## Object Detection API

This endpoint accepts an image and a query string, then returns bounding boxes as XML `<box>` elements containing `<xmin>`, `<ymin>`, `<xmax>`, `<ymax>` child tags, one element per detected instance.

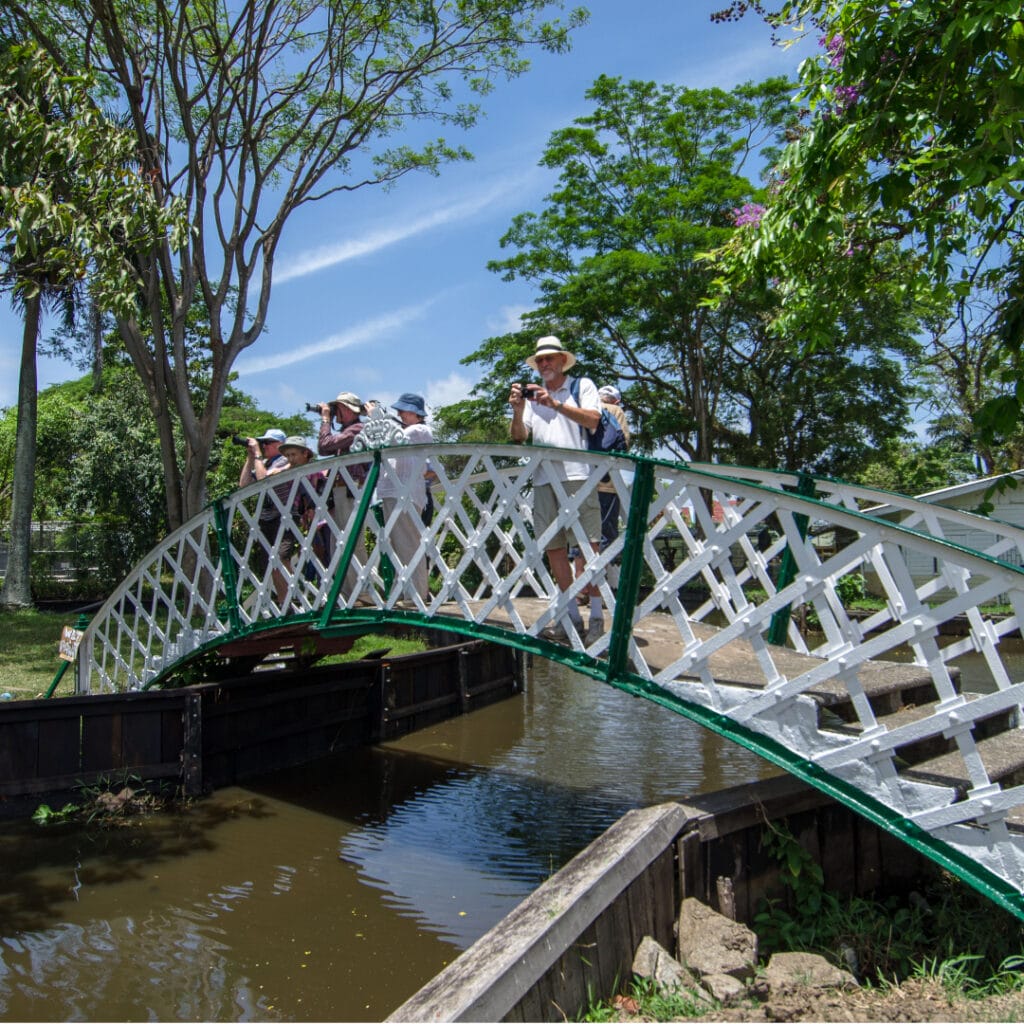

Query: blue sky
<box><xmin>0</xmin><ymin>1</ymin><xmax>815</xmax><ymax>426</ymax></box>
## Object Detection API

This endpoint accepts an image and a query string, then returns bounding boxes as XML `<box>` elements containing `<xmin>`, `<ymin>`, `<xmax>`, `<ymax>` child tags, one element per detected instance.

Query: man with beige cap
<box><xmin>317</xmin><ymin>391</ymin><xmax>370</xmax><ymax>598</ymax></box>
<box><xmin>509</xmin><ymin>336</ymin><xmax>603</xmax><ymax>643</ymax></box>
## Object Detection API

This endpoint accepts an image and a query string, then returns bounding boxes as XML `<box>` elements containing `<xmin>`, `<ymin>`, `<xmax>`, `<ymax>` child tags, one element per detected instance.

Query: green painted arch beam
<box><xmin>72</xmin><ymin>432</ymin><xmax>1024</xmax><ymax>921</ymax></box>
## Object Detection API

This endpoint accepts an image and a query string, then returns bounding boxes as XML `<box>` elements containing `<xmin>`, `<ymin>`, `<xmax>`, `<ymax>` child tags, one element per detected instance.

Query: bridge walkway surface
<box><xmin>56</xmin><ymin>423</ymin><xmax>1024</xmax><ymax>919</ymax></box>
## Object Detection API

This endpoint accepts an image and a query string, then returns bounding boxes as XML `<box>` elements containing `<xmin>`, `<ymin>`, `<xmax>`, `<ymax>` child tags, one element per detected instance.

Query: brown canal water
<box><xmin>2</xmin><ymin>640</ymin><xmax>1020</xmax><ymax>1021</ymax></box>
<box><xmin>0</xmin><ymin>657</ymin><xmax>773</xmax><ymax>1022</ymax></box>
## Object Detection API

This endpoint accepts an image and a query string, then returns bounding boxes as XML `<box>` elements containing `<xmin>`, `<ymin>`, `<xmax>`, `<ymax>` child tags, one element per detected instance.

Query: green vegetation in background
<box><xmin>0</xmin><ymin>608</ymin><xmax>426</xmax><ymax>700</ymax></box>
<box><xmin>0</xmin><ymin>367</ymin><xmax>309</xmax><ymax>599</ymax></box>
<box><xmin>453</xmin><ymin>74</ymin><xmax>921</xmax><ymax>479</ymax></box>
<box><xmin>711</xmin><ymin>0</ymin><xmax>1024</xmax><ymax>477</ymax></box>
<box><xmin>0</xmin><ymin>609</ymin><xmax>70</xmax><ymax>699</ymax></box>
<box><xmin>5</xmin><ymin>0</ymin><xmax>587</xmax><ymax>537</ymax></box>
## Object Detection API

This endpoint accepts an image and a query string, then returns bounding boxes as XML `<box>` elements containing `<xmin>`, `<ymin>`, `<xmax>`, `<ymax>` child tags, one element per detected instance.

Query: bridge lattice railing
<box><xmin>75</xmin><ymin>445</ymin><xmax>1024</xmax><ymax>917</ymax></box>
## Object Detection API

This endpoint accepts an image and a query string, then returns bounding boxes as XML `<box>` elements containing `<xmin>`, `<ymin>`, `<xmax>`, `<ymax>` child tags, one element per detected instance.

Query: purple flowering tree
<box><xmin>711</xmin><ymin>0</ymin><xmax>1024</xmax><ymax>467</ymax></box>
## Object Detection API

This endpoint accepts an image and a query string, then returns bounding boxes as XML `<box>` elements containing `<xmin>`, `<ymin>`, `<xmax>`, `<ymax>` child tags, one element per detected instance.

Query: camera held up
<box><xmin>230</xmin><ymin>434</ymin><xmax>250</xmax><ymax>447</ymax></box>
<box><xmin>304</xmin><ymin>402</ymin><xmax>322</xmax><ymax>413</ymax></box>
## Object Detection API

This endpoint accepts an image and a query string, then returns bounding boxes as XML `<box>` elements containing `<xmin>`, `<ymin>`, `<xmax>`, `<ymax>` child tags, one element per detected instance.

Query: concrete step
<box><xmin>804</xmin><ymin>660</ymin><xmax>952</xmax><ymax>720</ymax></box>
<box><xmin>901</xmin><ymin>728</ymin><xmax>1024</xmax><ymax>797</ymax></box>
<box><xmin>819</xmin><ymin>693</ymin><xmax>1016</xmax><ymax>767</ymax></box>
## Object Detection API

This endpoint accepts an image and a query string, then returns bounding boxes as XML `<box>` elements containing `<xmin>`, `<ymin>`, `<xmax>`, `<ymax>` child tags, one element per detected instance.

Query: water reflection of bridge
<box><xmin>71</xmin><ymin>441</ymin><xmax>1024</xmax><ymax>919</ymax></box>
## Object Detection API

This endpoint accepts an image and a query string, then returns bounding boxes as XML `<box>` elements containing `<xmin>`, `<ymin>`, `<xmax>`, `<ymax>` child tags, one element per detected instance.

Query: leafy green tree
<box><xmin>916</xmin><ymin>299</ymin><xmax>1024</xmax><ymax>476</ymax></box>
<box><xmin>0</xmin><ymin>369</ymin><xmax>307</xmax><ymax>591</ymax></box>
<box><xmin>857</xmin><ymin>439</ymin><xmax>977</xmax><ymax>498</ymax></box>
<box><xmin>459</xmin><ymin>75</ymin><xmax>919</xmax><ymax>471</ymax></box>
<box><xmin>6</xmin><ymin>0</ymin><xmax>587</xmax><ymax>533</ymax></box>
<box><xmin>710</xmin><ymin>1</ymin><xmax>1024</xmax><ymax>456</ymax></box>
<box><xmin>721</xmin><ymin>302</ymin><xmax>920</xmax><ymax>476</ymax></box>
<box><xmin>0</xmin><ymin>41</ymin><xmax>184</xmax><ymax>607</ymax></box>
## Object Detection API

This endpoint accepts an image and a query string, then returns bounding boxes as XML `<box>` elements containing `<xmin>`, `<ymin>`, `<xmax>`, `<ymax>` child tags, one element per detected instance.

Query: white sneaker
<box><xmin>585</xmin><ymin>620</ymin><xmax>605</xmax><ymax>646</ymax></box>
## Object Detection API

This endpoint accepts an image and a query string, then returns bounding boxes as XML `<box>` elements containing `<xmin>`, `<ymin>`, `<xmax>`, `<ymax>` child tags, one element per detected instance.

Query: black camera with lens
<box><xmin>230</xmin><ymin>434</ymin><xmax>249</xmax><ymax>447</ymax></box>
<box><xmin>304</xmin><ymin>402</ymin><xmax>322</xmax><ymax>413</ymax></box>
<box><xmin>522</xmin><ymin>383</ymin><xmax>542</xmax><ymax>399</ymax></box>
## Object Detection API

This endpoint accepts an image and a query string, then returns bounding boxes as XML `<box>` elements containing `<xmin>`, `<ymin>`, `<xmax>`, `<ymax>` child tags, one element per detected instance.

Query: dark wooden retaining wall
<box><xmin>388</xmin><ymin>774</ymin><xmax>939</xmax><ymax>1023</ymax></box>
<box><xmin>0</xmin><ymin>638</ymin><xmax>522</xmax><ymax>818</ymax></box>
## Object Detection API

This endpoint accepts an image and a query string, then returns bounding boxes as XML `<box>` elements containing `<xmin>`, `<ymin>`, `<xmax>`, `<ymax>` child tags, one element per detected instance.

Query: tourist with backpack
<box><xmin>571</xmin><ymin>384</ymin><xmax>631</xmax><ymax>627</ymax></box>
<box><xmin>595</xmin><ymin>385</ymin><xmax>631</xmax><ymax>553</ymax></box>
<box><xmin>509</xmin><ymin>336</ymin><xmax>603</xmax><ymax>644</ymax></box>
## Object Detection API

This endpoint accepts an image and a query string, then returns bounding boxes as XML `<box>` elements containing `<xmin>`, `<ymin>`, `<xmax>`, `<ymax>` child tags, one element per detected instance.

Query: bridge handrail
<box><xmin>688</xmin><ymin>461</ymin><xmax>1024</xmax><ymax>564</ymax></box>
<box><xmin>70</xmin><ymin>442</ymin><xmax>1024</xmax><ymax>919</ymax></box>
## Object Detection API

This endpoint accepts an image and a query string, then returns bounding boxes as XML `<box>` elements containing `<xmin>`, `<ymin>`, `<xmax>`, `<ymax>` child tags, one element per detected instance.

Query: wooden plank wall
<box><xmin>387</xmin><ymin>775</ymin><xmax>943</xmax><ymax>1023</ymax></box>
<box><xmin>0</xmin><ymin>690</ymin><xmax>187</xmax><ymax>816</ymax></box>
<box><xmin>0</xmin><ymin>639</ymin><xmax>522</xmax><ymax>814</ymax></box>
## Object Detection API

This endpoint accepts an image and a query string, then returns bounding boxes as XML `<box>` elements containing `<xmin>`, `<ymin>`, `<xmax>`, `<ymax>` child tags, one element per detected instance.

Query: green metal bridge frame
<box><xmin>71</xmin><ymin>435</ymin><xmax>1024</xmax><ymax>922</ymax></box>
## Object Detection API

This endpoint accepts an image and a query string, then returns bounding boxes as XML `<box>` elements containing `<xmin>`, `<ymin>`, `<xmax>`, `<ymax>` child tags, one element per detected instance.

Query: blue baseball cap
<box><xmin>256</xmin><ymin>428</ymin><xmax>287</xmax><ymax>443</ymax></box>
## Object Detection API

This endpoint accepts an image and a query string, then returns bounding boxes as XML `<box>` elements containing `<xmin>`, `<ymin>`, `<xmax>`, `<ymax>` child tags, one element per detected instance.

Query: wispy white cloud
<box><xmin>426</xmin><ymin>371</ymin><xmax>476</xmax><ymax>412</ymax></box>
<box><xmin>684</xmin><ymin>36</ymin><xmax>817</xmax><ymax>90</ymax></box>
<box><xmin>275</xmin><ymin>175</ymin><xmax>531</xmax><ymax>284</ymax></box>
<box><xmin>487</xmin><ymin>304</ymin><xmax>531</xmax><ymax>336</ymax></box>
<box><xmin>234</xmin><ymin>301</ymin><xmax>434</xmax><ymax>375</ymax></box>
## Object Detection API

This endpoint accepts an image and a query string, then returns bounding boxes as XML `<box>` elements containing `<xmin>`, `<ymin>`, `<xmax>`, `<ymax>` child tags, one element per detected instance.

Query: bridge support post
<box><xmin>607</xmin><ymin>461</ymin><xmax>656</xmax><ymax>680</ymax></box>
<box><xmin>319</xmin><ymin>453</ymin><xmax>383</xmax><ymax>628</ymax></box>
<box><xmin>458</xmin><ymin>648</ymin><xmax>471</xmax><ymax>713</ymax></box>
<box><xmin>181</xmin><ymin>690</ymin><xmax>203</xmax><ymax>797</ymax></box>
<box><xmin>212</xmin><ymin>499</ymin><xmax>242</xmax><ymax>634</ymax></box>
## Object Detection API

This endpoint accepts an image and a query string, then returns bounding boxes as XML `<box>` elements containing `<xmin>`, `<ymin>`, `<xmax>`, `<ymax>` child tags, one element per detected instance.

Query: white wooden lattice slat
<box><xmin>72</xmin><ymin>446</ymin><xmax>1024</xmax><ymax>913</ymax></box>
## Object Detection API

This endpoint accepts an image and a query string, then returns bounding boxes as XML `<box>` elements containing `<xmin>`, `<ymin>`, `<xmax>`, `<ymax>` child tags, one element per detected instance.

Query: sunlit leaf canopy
<box><xmin>0</xmin><ymin>42</ymin><xmax>185</xmax><ymax>319</ymax></box>
<box><xmin>1</xmin><ymin>0</ymin><xmax>589</xmax><ymax>529</ymax></box>
<box><xmin>709</xmin><ymin>0</ymin><xmax>1024</xmax><ymax>447</ymax></box>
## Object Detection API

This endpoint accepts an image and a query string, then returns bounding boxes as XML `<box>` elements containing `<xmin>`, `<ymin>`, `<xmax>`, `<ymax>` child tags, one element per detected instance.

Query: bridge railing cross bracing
<box><xmin>74</xmin><ymin>441</ymin><xmax>1024</xmax><ymax>920</ymax></box>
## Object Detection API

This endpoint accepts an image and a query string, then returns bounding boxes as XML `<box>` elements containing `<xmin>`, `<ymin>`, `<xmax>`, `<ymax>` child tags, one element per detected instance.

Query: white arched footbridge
<box><xmin>72</xmin><ymin>431</ymin><xmax>1024</xmax><ymax>921</ymax></box>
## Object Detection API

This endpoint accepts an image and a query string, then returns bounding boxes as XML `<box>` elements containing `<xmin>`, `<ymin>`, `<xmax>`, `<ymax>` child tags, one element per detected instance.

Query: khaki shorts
<box><xmin>533</xmin><ymin>480</ymin><xmax>601</xmax><ymax>552</ymax></box>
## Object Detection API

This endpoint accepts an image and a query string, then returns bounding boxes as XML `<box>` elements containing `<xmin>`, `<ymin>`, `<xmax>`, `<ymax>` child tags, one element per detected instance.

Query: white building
<box><xmin>862</xmin><ymin>471</ymin><xmax>1024</xmax><ymax>586</ymax></box>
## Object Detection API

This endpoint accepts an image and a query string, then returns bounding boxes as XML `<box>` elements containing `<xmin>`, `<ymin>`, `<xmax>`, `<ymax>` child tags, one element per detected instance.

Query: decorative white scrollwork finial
<box><xmin>352</xmin><ymin>401</ymin><xmax>408</xmax><ymax>451</ymax></box>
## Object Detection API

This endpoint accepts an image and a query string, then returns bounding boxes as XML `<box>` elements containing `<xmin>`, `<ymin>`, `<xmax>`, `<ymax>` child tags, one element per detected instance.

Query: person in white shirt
<box><xmin>509</xmin><ymin>336</ymin><xmax>603</xmax><ymax>643</ymax></box>
<box><xmin>377</xmin><ymin>392</ymin><xmax>433</xmax><ymax>602</ymax></box>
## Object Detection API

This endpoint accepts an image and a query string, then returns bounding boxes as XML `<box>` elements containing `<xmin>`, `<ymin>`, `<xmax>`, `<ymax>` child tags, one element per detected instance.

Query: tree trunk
<box><xmin>1</xmin><ymin>293</ymin><xmax>41</xmax><ymax>609</ymax></box>
<box><xmin>90</xmin><ymin>291</ymin><xmax>104</xmax><ymax>394</ymax></box>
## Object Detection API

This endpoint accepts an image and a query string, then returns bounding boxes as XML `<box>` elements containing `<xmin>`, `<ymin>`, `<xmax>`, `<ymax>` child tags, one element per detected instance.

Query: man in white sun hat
<box><xmin>509</xmin><ymin>336</ymin><xmax>602</xmax><ymax>643</ymax></box>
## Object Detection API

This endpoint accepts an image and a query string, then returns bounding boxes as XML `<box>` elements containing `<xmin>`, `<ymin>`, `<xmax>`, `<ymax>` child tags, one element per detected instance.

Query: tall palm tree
<box><xmin>1</xmin><ymin>277</ymin><xmax>81</xmax><ymax>607</ymax></box>
<box><xmin>0</xmin><ymin>41</ymin><xmax>88</xmax><ymax>606</ymax></box>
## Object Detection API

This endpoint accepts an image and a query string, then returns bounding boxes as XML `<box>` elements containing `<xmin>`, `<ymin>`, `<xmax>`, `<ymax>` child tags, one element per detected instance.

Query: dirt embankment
<box><xmin>613</xmin><ymin>977</ymin><xmax>1024</xmax><ymax>1022</ymax></box>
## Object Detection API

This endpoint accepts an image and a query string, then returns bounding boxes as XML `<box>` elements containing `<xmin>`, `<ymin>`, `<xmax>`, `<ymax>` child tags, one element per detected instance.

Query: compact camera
<box><xmin>521</xmin><ymin>383</ymin><xmax>542</xmax><ymax>399</ymax></box>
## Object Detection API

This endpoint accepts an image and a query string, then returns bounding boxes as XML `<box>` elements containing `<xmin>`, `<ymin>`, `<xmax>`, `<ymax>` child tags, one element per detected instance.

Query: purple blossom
<box><xmin>822</xmin><ymin>33</ymin><xmax>845</xmax><ymax>68</ymax></box>
<box><xmin>731</xmin><ymin>202</ymin><xmax>765</xmax><ymax>228</ymax></box>
<box><xmin>833</xmin><ymin>83</ymin><xmax>861</xmax><ymax>113</ymax></box>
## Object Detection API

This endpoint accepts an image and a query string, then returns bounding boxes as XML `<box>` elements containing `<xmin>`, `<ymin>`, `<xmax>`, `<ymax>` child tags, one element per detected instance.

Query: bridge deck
<box><xmin>71</xmin><ymin>444</ymin><xmax>1024</xmax><ymax>917</ymax></box>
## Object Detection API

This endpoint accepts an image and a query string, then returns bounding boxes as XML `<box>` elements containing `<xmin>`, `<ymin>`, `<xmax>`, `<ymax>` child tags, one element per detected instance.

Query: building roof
<box><xmin>863</xmin><ymin>470</ymin><xmax>1024</xmax><ymax>517</ymax></box>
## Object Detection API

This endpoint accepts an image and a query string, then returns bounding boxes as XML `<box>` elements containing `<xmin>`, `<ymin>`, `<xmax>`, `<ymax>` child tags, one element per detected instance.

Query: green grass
<box><xmin>0</xmin><ymin>608</ymin><xmax>74</xmax><ymax>699</ymax></box>
<box><xmin>322</xmin><ymin>631</ymin><xmax>426</xmax><ymax>662</ymax></box>
<box><xmin>579</xmin><ymin>977</ymin><xmax>727</xmax><ymax>1021</ymax></box>
<box><xmin>0</xmin><ymin>607</ymin><xmax>426</xmax><ymax>701</ymax></box>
